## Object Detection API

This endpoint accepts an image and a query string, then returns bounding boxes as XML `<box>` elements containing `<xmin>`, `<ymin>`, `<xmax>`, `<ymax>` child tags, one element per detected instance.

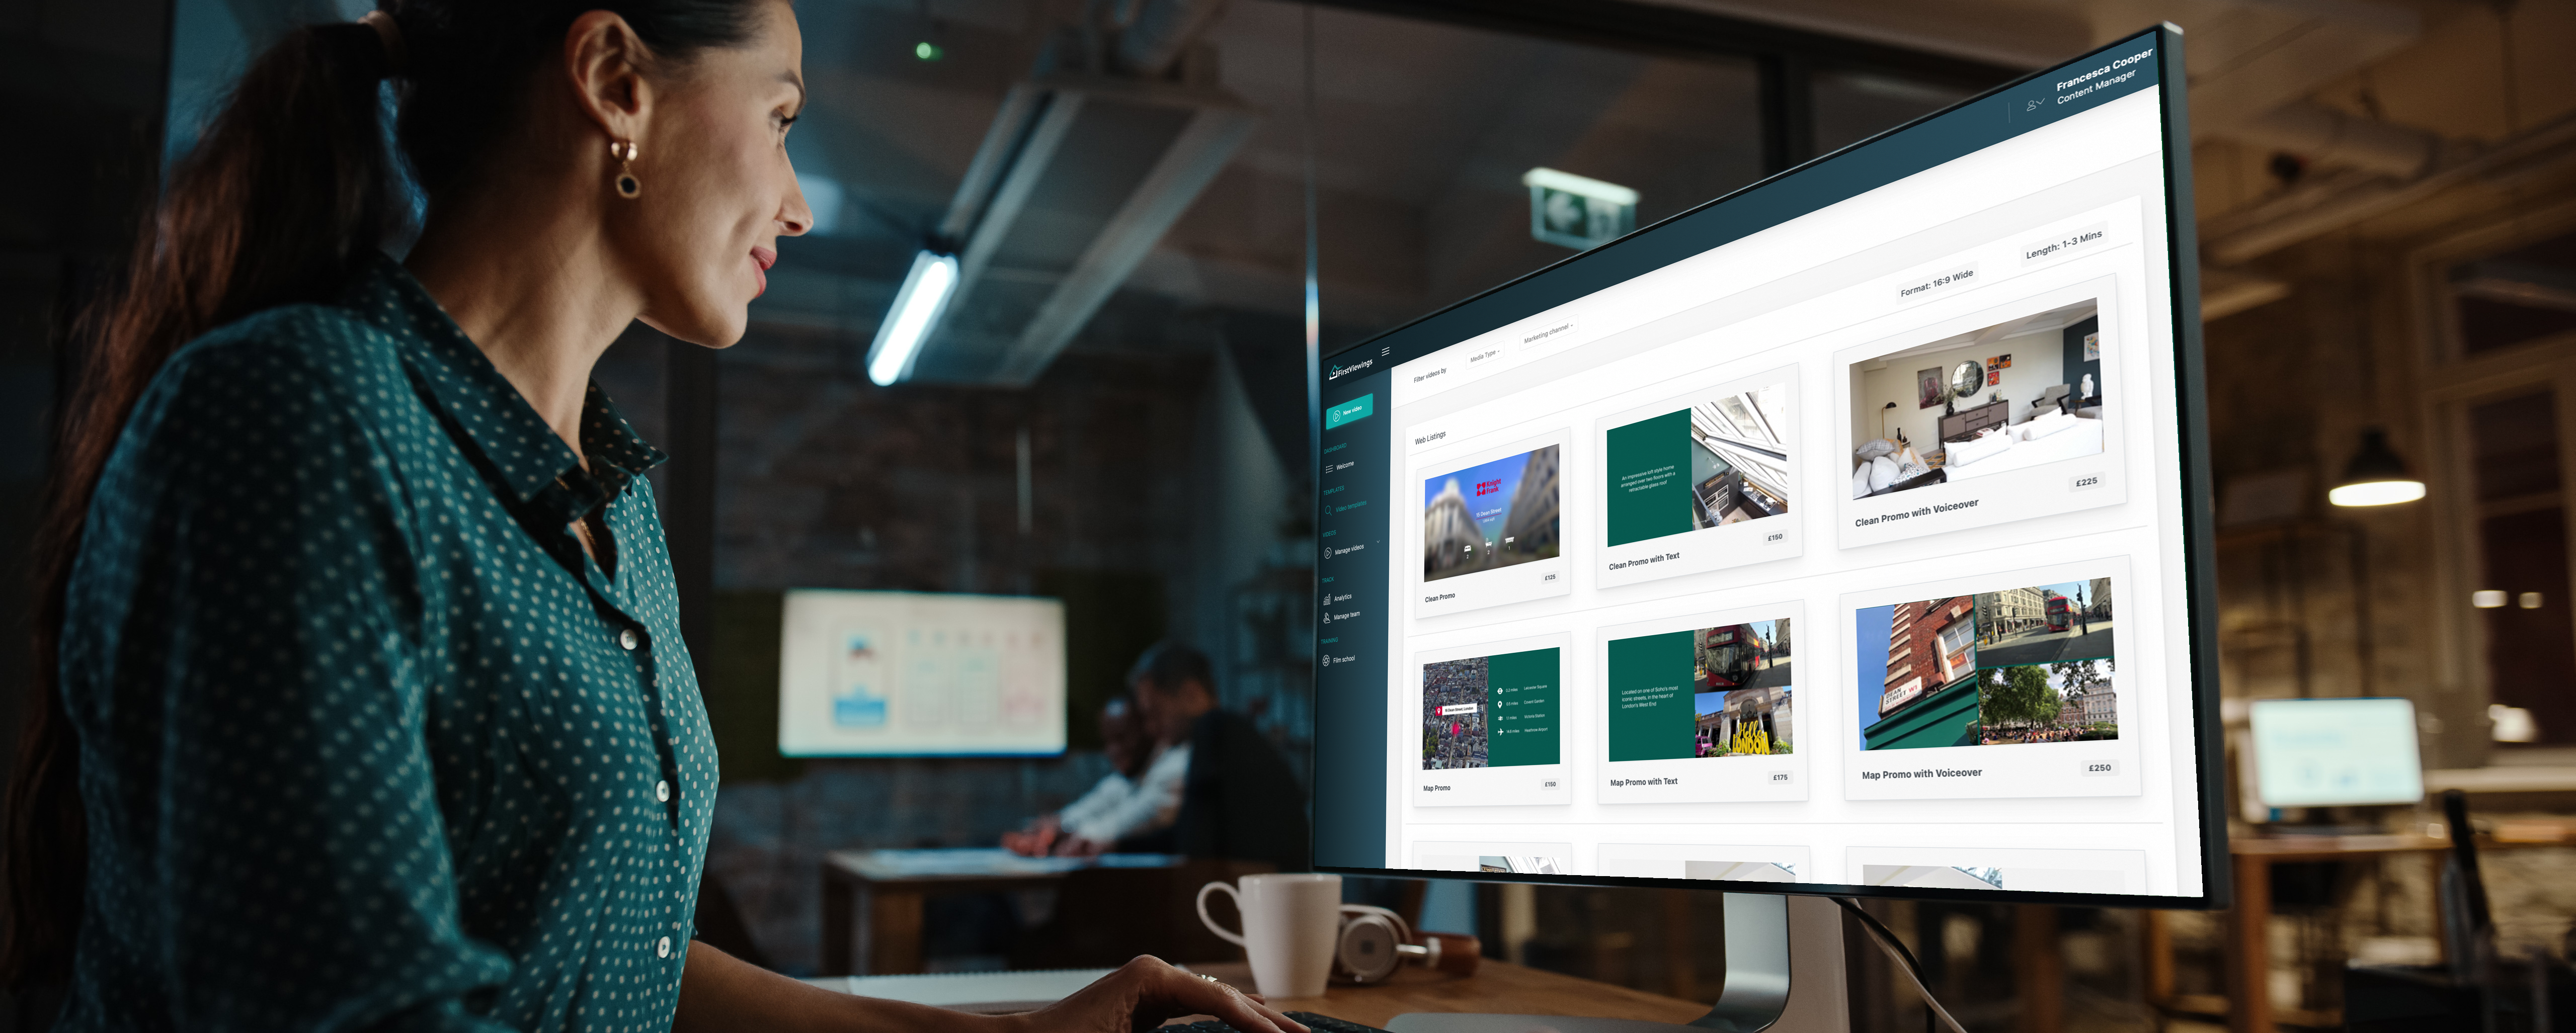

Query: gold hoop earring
<box><xmin>611</xmin><ymin>140</ymin><xmax>640</xmax><ymax>199</ymax></box>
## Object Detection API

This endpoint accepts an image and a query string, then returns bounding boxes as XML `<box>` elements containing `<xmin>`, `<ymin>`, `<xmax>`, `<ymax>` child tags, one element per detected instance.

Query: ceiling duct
<box><xmin>2453</xmin><ymin>260</ymin><xmax>2576</xmax><ymax>314</ymax></box>
<box><xmin>2239</xmin><ymin>102</ymin><xmax>2442</xmax><ymax>180</ymax></box>
<box><xmin>907</xmin><ymin>1</ymin><xmax>1255</xmax><ymax>386</ymax></box>
<box><xmin>1105</xmin><ymin>0</ymin><xmax>1228</xmax><ymax>77</ymax></box>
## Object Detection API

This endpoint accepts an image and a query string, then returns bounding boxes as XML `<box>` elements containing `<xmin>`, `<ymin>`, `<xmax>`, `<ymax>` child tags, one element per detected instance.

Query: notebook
<box><xmin>803</xmin><ymin>967</ymin><xmax>1119</xmax><ymax>1013</ymax></box>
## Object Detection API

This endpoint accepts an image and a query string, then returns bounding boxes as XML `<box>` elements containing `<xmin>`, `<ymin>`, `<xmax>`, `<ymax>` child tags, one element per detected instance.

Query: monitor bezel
<box><xmin>1306</xmin><ymin>24</ymin><xmax>2229</xmax><ymax>911</ymax></box>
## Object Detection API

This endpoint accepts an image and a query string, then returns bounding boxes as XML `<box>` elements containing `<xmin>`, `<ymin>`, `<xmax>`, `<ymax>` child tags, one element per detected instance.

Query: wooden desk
<box><xmin>821</xmin><ymin>849</ymin><xmax>1183</xmax><ymax>976</ymax></box>
<box><xmin>1179</xmin><ymin>959</ymin><xmax>1709</xmax><ymax>1028</ymax></box>
<box><xmin>2223</xmin><ymin>834</ymin><xmax>2447</xmax><ymax>1033</ymax></box>
<box><xmin>2149</xmin><ymin>832</ymin><xmax>2573</xmax><ymax>1033</ymax></box>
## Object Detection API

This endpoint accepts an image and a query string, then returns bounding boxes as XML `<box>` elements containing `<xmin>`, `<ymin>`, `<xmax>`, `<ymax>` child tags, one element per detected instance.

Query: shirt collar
<box><xmin>351</xmin><ymin>256</ymin><xmax>669</xmax><ymax>522</ymax></box>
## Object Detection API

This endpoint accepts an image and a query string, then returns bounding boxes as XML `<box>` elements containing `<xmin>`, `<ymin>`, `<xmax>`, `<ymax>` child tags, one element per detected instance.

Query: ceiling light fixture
<box><xmin>867</xmin><ymin>251</ymin><xmax>958</xmax><ymax>386</ymax></box>
<box><xmin>2327</xmin><ymin>427</ymin><xmax>2427</xmax><ymax>506</ymax></box>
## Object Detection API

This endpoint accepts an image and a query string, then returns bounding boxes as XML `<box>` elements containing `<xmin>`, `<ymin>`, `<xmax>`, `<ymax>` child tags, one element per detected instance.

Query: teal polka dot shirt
<box><xmin>56</xmin><ymin>257</ymin><xmax>718</xmax><ymax>1031</ymax></box>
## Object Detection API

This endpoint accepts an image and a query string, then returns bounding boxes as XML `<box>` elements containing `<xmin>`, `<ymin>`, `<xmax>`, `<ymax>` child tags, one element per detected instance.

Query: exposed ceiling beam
<box><xmin>1644</xmin><ymin>0</ymin><xmax>2080</xmax><ymax>70</ymax></box>
<box><xmin>2199</xmin><ymin>268</ymin><xmax>2292</xmax><ymax>321</ymax></box>
<box><xmin>2203</xmin><ymin>109</ymin><xmax>2576</xmax><ymax>264</ymax></box>
<box><xmin>1302</xmin><ymin>0</ymin><xmax>2030</xmax><ymax>91</ymax></box>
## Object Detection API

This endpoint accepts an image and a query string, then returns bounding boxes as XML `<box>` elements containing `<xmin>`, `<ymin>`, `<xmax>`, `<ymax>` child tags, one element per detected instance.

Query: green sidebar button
<box><xmin>1326</xmin><ymin>394</ymin><xmax>1376</xmax><ymax>430</ymax></box>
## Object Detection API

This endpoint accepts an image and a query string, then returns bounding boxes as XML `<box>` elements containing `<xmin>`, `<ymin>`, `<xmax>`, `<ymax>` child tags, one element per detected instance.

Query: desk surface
<box><xmin>2229</xmin><ymin>833</ymin><xmax>2449</xmax><ymax>860</ymax></box>
<box><xmin>2425</xmin><ymin>765</ymin><xmax>2576</xmax><ymax>793</ymax></box>
<box><xmin>1180</xmin><ymin>960</ymin><xmax>1708</xmax><ymax>1028</ymax></box>
<box><xmin>826</xmin><ymin>847</ymin><xmax>1184</xmax><ymax>884</ymax></box>
<box><xmin>2227</xmin><ymin>829</ymin><xmax>2576</xmax><ymax>862</ymax></box>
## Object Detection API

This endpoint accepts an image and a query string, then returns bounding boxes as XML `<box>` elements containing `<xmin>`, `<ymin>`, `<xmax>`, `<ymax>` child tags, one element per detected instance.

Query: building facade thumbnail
<box><xmin>1425</xmin><ymin>479</ymin><xmax>1480</xmax><ymax>574</ymax></box>
<box><xmin>2065</xmin><ymin>675</ymin><xmax>2117</xmax><ymax>726</ymax></box>
<box><xmin>1499</xmin><ymin>447</ymin><xmax>1560</xmax><ymax>557</ymax></box>
<box><xmin>1884</xmin><ymin>596</ymin><xmax>1976</xmax><ymax>715</ymax></box>
<box><xmin>1867</xmin><ymin>596</ymin><xmax>1980</xmax><ymax>750</ymax></box>
<box><xmin>1699</xmin><ymin>685</ymin><xmax>1793</xmax><ymax>755</ymax></box>
<box><xmin>1976</xmin><ymin>587</ymin><xmax>2051</xmax><ymax>641</ymax></box>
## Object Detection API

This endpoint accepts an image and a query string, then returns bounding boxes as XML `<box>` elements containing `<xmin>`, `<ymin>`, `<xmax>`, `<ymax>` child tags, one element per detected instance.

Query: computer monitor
<box><xmin>776</xmin><ymin>589</ymin><xmax>1068</xmax><ymax>757</ymax></box>
<box><xmin>2249</xmin><ymin>698</ymin><xmax>2425</xmax><ymax>809</ymax></box>
<box><xmin>1310</xmin><ymin>26</ymin><xmax>2225</xmax><ymax>908</ymax></box>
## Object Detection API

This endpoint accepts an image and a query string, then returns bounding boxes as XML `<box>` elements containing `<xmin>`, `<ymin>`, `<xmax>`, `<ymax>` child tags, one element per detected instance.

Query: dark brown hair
<box><xmin>3</xmin><ymin>0</ymin><xmax>764</xmax><ymax>989</ymax></box>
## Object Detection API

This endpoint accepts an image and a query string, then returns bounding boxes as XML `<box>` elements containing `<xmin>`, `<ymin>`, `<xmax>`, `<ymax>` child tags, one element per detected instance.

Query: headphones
<box><xmin>1333</xmin><ymin>905</ymin><xmax>1481</xmax><ymax>984</ymax></box>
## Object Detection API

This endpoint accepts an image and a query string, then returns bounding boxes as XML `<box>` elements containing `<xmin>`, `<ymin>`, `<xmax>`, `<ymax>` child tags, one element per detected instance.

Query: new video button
<box><xmin>1326</xmin><ymin>394</ymin><xmax>1376</xmax><ymax>429</ymax></box>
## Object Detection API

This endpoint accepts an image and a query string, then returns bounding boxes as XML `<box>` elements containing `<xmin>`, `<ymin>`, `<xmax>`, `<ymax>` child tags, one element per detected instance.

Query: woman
<box><xmin>0</xmin><ymin>3</ymin><xmax>1304</xmax><ymax>1030</ymax></box>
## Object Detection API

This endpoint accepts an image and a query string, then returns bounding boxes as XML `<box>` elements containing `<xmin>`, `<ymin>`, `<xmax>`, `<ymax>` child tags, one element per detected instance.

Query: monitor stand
<box><xmin>1384</xmin><ymin>893</ymin><xmax>1848</xmax><ymax>1033</ymax></box>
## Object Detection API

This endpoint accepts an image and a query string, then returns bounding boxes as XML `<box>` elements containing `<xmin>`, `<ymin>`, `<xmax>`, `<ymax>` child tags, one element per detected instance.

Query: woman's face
<box><xmin>624</xmin><ymin>1</ymin><xmax>812</xmax><ymax>347</ymax></box>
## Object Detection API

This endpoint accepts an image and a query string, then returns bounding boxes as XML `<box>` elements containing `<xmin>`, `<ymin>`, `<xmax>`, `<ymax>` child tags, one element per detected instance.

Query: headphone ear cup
<box><xmin>1334</xmin><ymin>913</ymin><xmax>1405</xmax><ymax>983</ymax></box>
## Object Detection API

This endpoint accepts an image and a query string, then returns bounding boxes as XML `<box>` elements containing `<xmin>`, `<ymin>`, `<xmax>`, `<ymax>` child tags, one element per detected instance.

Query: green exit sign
<box><xmin>1524</xmin><ymin>167</ymin><xmax>1637</xmax><ymax>250</ymax></box>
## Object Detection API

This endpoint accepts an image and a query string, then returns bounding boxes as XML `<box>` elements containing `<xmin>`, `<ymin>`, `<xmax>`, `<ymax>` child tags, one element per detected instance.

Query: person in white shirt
<box><xmin>1059</xmin><ymin>735</ymin><xmax>1190</xmax><ymax>855</ymax></box>
<box><xmin>1002</xmin><ymin>697</ymin><xmax>1189</xmax><ymax>856</ymax></box>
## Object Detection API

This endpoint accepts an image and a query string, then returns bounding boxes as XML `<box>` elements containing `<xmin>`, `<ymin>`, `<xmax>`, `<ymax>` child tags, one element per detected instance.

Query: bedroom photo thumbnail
<box><xmin>1848</xmin><ymin>298</ymin><xmax>2105</xmax><ymax>500</ymax></box>
<box><xmin>1424</xmin><ymin>445</ymin><xmax>1562</xmax><ymax>583</ymax></box>
<box><xmin>1855</xmin><ymin>579</ymin><xmax>2118</xmax><ymax>751</ymax></box>
<box><xmin>1603</xmin><ymin>383</ymin><xmax>1790</xmax><ymax>548</ymax></box>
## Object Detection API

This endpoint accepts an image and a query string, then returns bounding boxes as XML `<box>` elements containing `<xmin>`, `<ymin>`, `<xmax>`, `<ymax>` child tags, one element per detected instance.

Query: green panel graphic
<box><xmin>1485</xmin><ymin>647</ymin><xmax>1561</xmax><ymax>767</ymax></box>
<box><xmin>1864</xmin><ymin>683</ymin><xmax>1980</xmax><ymax>750</ymax></box>
<box><xmin>1606</xmin><ymin>409</ymin><xmax>1693</xmax><ymax>547</ymax></box>
<box><xmin>1606</xmin><ymin>632</ymin><xmax>1695</xmax><ymax>761</ymax></box>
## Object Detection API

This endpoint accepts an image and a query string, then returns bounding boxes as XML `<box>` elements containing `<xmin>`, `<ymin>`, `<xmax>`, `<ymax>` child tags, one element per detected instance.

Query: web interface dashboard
<box><xmin>1311</xmin><ymin>31</ymin><xmax>2216</xmax><ymax>903</ymax></box>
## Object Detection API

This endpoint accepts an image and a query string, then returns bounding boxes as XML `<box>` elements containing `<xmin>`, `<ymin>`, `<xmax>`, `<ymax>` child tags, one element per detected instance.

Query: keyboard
<box><xmin>1165</xmin><ymin>1011</ymin><xmax>1391</xmax><ymax>1033</ymax></box>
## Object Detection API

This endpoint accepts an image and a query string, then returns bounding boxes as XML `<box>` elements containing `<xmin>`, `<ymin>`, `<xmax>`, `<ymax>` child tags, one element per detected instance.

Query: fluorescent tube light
<box><xmin>867</xmin><ymin>251</ymin><xmax>958</xmax><ymax>386</ymax></box>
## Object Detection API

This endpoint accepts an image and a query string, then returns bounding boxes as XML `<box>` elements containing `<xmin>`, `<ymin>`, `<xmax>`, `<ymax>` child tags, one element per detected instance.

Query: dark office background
<box><xmin>1</xmin><ymin>0</ymin><xmax>2213</xmax><ymax>1027</ymax></box>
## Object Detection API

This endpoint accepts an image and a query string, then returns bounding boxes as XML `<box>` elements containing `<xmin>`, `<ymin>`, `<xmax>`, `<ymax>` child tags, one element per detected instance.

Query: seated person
<box><xmin>1116</xmin><ymin>642</ymin><xmax>1311</xmax><ymax>871</ymax></box>
<box><xmin>1002</xmin><ymin>697</ymin><xmax>1189</xmax><ymax>856</ymax></box>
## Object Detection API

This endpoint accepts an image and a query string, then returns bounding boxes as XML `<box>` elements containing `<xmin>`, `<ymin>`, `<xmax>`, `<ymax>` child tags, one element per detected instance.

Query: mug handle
<box><xmin>1195</xmin><ymin>881</ymin><xmax>1247</xmax><ymax>946</ymax></box>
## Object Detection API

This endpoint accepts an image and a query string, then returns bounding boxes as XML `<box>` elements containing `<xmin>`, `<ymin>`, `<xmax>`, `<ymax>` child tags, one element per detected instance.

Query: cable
<box><xmin>1834</xmin><ymin>898</ymin><xmax>1963</xmax><ymax>1033</ymax></box>
<box><xmin>1832</xmin><ymin>897</ymin><xmax>1925</xmax><ymax>977</ymax></box>
<box><xmin>1834</xmin><ymin>897</ymin><xmax>1969</xmax><ymax>1033</ymax></box>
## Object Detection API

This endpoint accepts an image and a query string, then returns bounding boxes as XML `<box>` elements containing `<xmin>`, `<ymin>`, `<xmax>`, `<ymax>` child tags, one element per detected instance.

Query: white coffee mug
<box><xmin>1196</xmin><ymin>873</ymin><xmax>1342</xmax><ymax>997</ymax></box>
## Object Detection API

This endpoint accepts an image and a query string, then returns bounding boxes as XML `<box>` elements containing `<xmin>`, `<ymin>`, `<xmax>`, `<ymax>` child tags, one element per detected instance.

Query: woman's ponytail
<box><xmin>6</xmin><ymin>0</ymin><xmax>764</xmax><ymax>989</ymax></box>
<box><xmin>1</xmin><ymin>18</ymin><xmax>405</xmax><ymax>989</ymax></box>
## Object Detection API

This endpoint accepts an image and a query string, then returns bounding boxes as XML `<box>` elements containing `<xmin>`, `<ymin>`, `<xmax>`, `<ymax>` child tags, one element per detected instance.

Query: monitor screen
<box><xmin>2249</xmin><ymin>698</ymin><xmax>2424</xmax><ymax>809</ymax></box>
<box><xmin>777</xmin><ymin>589</ymin><xmax>1067</xmax><ymax>757</ymax></box>
<box><xmin>1311</xmin><ymin>27</ymin><xmax>2224</xmax><ymax>906</ymax></box>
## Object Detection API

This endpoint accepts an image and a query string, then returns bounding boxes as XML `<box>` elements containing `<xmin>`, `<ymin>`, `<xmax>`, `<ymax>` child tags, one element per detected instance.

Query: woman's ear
<box><xmin>564</xmin><ymin>10</ymin><xmax>655</xmax><ymax>144</ymax></box>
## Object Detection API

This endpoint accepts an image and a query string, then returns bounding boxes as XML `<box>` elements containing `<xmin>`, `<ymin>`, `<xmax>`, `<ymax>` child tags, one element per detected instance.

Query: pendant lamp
<box><xmin>2328</xmin><ymin>428</ymin><xmax>2426</xmax><ymax>506</ymax></box>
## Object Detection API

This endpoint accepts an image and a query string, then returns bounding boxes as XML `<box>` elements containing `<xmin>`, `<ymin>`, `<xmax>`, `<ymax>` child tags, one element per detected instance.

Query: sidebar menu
<box><xmin>1311</xmin><ymin>372</ymin><xmax>1392</xmax><ymax>869</ymax></box>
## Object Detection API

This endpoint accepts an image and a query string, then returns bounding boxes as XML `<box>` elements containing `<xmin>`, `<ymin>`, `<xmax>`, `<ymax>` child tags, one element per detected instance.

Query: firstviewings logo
<box><xmin>1328</xmin><ymin>358</ymin><xmax>1374</xmax><ymax>380</ymax></box>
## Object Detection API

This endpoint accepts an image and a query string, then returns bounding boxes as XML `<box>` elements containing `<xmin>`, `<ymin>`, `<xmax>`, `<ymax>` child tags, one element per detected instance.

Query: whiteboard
<box><xmin>777</xmin><ymin>589</ymin><xmax>1066</xmax><ymax>756</ymax></box>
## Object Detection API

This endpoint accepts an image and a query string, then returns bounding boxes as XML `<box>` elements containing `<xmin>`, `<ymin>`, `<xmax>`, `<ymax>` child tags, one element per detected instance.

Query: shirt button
<box><xmin>656</xmin><ymin>780</ymin><xmax>671</xmax><ymax>802</ymax></box>
<box><xmin>620</xmin><ymin>628</ymin><xmax>639</xmax><ymax>651</ymax></box>
<box><xmin>657</xmin><ymin>936</ymin><xmax>672</xmax><ymax>958</ymax></box>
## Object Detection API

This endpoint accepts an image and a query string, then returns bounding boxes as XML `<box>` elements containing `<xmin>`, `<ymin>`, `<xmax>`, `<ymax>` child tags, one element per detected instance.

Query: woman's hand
<box><xmin>1000</xmin><ymin>956</ymin><xmax>1308</xmax><ymax>1033</ymax></box>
